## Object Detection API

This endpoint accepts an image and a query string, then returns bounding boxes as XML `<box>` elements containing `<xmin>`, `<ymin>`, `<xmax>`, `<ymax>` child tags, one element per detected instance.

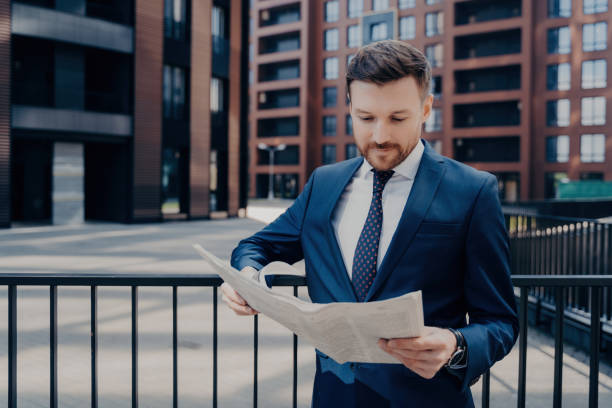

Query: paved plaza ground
<box><xmin>0</xmin><ymin>201</ymin><xmax>611</xmax><ymax>407</ymax></box>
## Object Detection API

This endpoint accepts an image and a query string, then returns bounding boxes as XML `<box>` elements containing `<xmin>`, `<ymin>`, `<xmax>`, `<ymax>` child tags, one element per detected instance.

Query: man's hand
<box><xmin>220</xmin><ymin>266</ymin><xmax>259</xmax><ymax>316</ymax></box>
<box><xmin>377</xmin><ymin>326</ymin><xmax>457</xmax><ymax>379</ymax></box>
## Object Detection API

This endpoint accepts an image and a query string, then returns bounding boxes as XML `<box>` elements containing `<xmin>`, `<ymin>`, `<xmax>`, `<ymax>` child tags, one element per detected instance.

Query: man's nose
<box><xmin>372</xmin><ymin>122</ymin><xmax>392</xmax><ymax>145</ymax></box>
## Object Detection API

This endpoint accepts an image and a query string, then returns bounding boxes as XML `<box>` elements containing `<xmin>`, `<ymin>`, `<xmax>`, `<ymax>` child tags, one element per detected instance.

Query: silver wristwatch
<box><xmin>445</xmin><ymin>327</ymin><xmax>467</xmax><ymax>370</ymax></box>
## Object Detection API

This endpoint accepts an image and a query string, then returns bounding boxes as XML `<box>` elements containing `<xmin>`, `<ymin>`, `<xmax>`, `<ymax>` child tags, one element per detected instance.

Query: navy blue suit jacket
<box><xmin>231</xmin><ymin>140</ymin><xmax>519</xmax><ymax>407</ymax></box>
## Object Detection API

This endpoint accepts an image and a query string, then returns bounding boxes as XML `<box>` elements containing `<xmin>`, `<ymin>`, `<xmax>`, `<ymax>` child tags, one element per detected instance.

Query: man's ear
<box><xmin>422</xmin><ymin>94</ymin><xmax>434</xmax><ymax>122</ymax></box>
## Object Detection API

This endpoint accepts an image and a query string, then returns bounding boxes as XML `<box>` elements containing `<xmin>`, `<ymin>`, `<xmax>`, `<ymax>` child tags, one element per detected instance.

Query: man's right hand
<box><xmin>220</xmin><ymin>266</ymin><xmax>259</xmax><ymax>316</ymax></box>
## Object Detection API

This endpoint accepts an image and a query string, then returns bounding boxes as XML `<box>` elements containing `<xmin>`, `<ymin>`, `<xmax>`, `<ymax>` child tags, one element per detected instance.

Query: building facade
<box><xmin>248</xmin><ymin>0</ymin><xmax>612</xmax><ymax>201</ymax></box>
<box><xmin>0</xmin><ymin>0</ymin><xmax>249</xmax><ymax>228</ymax></box>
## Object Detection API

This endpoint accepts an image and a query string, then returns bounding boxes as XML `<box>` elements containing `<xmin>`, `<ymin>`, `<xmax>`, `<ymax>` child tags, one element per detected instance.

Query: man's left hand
<box><xmin>378</xmin><ymin>326</ymin><xmax>457</xmax><ymax>379</ymax></box>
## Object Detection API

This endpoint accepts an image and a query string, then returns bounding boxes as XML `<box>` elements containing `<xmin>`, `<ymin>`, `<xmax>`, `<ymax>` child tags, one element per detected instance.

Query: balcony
<box><xmin>453</xmin><ymin>136</ymin><xmax>520</xmax><ymax>162</ymax></box>
<box><xmin>454</xmin><ymin>29</ymin><xmax>521</xmax><ymax>60</ymax></box>
<box><xmin>259</xmin><ymin>32</ymin><xmax>301</xmax><ymax>55</ymax></box>
<box><xmin>455</xmin><ymin>0</ymin><xmax>522</xmax><ymax>26</ymax></box>
<box><xmin>259</xmin><ymin>3</ymin><xmax>301</xmax><ymax>27</ymax></box>
<box><xmin>455</xmin><ymin>65</ymin><xmax>521</xmax><ymax>93</ymax></box>
<box><xmin>453</xmin><ymin>101</ymin><xmax>521</xmax><ymax>128</ymax></box>
<box><xmin>257</xmin><ymin>116</ymin><xmax>300</xmax><ymax>137</ymax></box>
<box><xmin>258</xmin><ymin>88</ymin><xmax>300</xmax><ymax>110</ymax></box>
<box><xmin>258</xmin><ymin>60</ymin><xmax>300</xmax><ymax>82</ymax></box>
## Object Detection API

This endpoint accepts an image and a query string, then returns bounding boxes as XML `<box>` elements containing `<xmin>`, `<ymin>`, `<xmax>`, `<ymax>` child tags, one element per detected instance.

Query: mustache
<box><xmin>367</xmin><ymin>143</ymin><xmax>400</xmax><ymax>150</ymax></box>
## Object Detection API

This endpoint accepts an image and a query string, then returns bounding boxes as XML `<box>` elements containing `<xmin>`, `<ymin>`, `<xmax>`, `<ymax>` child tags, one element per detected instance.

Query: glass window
<box><xmin>323</xmin><ymin>145</ymin><xmax>337</xmax><ymax>164</ymax></box>
<box><xmin>584</xmin><ymin>0</ymin><xmax>608</xmax><ymax>14</ymax></box>
<box><xmin>325</xmin><ymin>1</ymin><xmax>339</xmax><ymax>22</ymax></box>
<box><xmin>323</xmin><ymin>116</ymin><xmax>337</xmax><ymax>136</ymax></box>
<box><xmin>324</xmin><ymin>29</ymin><xmax>339</xmax><ymax>51</ymax></box>
<box><xmin>347</xmin><ymin>54</ymin><xmax>355</xmax><ymax>67</ymax></box>
<box><xmin>582</xmin><ymin>60</ymin><xmax>607</xmax><ymax>89</ymax></box>
<box><xmin>425</xmin><ymin>44</ymin><xmax>443</xmax><ymax>68</ymax></box>
<box><xmin>324</xmin><ymin>57</ymin><xmax>339</xmax><ymax>79</ymax></box>
<box><xmin>210</xmin><ymin>77</ymin><xmax>223</xmax><ymax>114</ymax></box>
<box><xmin>580</xmin><ymin>134</ymin><xmax>605</xmax><ymax>162</ymax></box>
<box><xmin>399</xmin><ymin>0</ymin><xmax>416</xmax><ymax>9</ymax></box>
<box><xmin>373</xmin><ymin>0</ymin><xmax>389</xmax><ymax>11</ymax></box>
<box><xmin>323</xmin><ymin>87</ymin><xmax>337</xmax><ymax>107</ymax></box>
<box><xmin>547</xmin><ymin>63</ymin><xmax>571</xmax><ymax>91</ymax></box>
<box><xmin>547</xmin><ymin>99</ymin><xmax>570</xmax><ymax>127</ymax></box>
<box><xmin>399</xmin><ymin>16</ymin><xmax>416</xmax><ymax>40</ymax></box>
<box><xmin>430</xmin><ymin>76</ymin><xmax>442</xmax><ymax>99</ymax></box>
<box><xmin>581</xmin><ymin>96</ymin><xmax>606</xmax><ymax>125</ymax></box>
<box><xmin>546</xmin><ymin>135</ymin><xmax>570</xmax><ymax>162</ymax></box>
<box><xmin>583</xmin><ymin>22</ymin><xmax>607</xmax><ymax>51</ymax></box>
<box><xmin>426</xmin><ymin>12</ymin><xmax>444</xmax><ymax>37</ymax></box>
<box><xmin>163</xmin><ymin>65</ymin><xmax>187</xmax><ymax>119</ymax></box>
<box><xmin>348</xmin><ymin>0</ymin><xmax>363</xmax><ymax>18</ymax></box>
<box><xmin>164</xmin><ymin>0</ymin><xmax>187</xmax><ymax>41</ymax></box>
<box><xmin>426</xmin><ymin>0</ymin><xmax>443</xmax><ymax>4</ymax></box>
<box><xmin>212</xmin><ymin>6</ymin><xmax>226</xmax><ymax>38</ymax></box>
<box><xmin>547</xmin><ymin>26</ymin><xmax>571</xmax><ymax>54</ymax></box>
<box><xmin>347</xmin><ymin>25</ymin><xmax>361</xmax><ymax>48</ymax></box>
<box><xmin>371</xmin><ymin>22</ymin><xmax>388</xmax><ymax>42</ymax></box>
<box><xmin>548</xmin><ymin>0</ymin><xmax>572</xmax><ymax>18</ymax></box>
<box><xmin>346</xmin><ymin>143</ymin><xmax>360</xmax><ymax>159</ymax></box>
<box><xmin>425</xmin><ymin>108</ymin><xmax>442</xmax><ymax>132</ymax></box>
<box><xmin>346</xmin><ymin>114</ymin><xmax>353</xmax><ymax>135</ymax></box>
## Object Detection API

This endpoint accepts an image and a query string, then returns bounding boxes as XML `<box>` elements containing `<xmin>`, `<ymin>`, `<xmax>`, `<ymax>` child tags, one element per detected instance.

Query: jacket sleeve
<box><xmin>456</xmin><ymin>174</ymin><xmax>519</xmax><ymax>390</ymax></box>
<box><xmin>230</xmin><ymin>169</ymin><xmax>316</xmax><ymax>271</ymax></box>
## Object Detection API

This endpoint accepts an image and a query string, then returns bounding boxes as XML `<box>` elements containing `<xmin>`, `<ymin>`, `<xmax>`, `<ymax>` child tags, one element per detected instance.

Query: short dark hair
<box><xmin>346</xmin><ymin>40</ymin><xmax>431</xmax><ymax>102</ymax></box>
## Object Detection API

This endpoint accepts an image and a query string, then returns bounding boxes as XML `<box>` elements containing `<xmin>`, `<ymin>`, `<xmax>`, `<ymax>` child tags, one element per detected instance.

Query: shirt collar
<box><xmin>359</xmin><ymin>138</ymin><xmax>425</xmax><ymax>180</ymax></box>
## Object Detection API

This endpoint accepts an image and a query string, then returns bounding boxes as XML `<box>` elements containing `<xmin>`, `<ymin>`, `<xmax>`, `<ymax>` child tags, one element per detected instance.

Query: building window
<box><xmin>399</xmin><ymin>0</ymin><xmax>416</xmax><ymax>9</ymax></box>
<box><xmin>210</xmin><ymin>77</ymin><xmax>223</xmax><ymax>113</ymax></box>
<box><xmin>426</xmin><ymin>0</ymin><xmax>443</xmax><ymax>4</ymax></box>
<box><xmin>346</xmin><ymin>114</ymin><xmax>353</xmax><ymax>135</ymax></box>
<box><xmin>212</xmin><ymin>6</ymin><xmax>226</xmax><ymax>38</ymax></box>
<box><xmin>164</xmin><ymin>0</ymin><xmax>187</xmax><ymax>41</ymax></box>
<box><xmin>429</xmin><ymin>140</ymin><xmax>442</xmax><ymax>154</ymax></box>
<box><xmin>346</xmin><ymin>143</ymin><xmax>360</xmax><ymax>159</ymax></box>
<box><xmin>581</xmin><ymin>97</ymin><xmax>606</xmax><ymax>125</ymax></box>
<box><xmin>323</xmin><ymin>145</ymin><xmax>337</xmax><ymax>164</ymax></box>
<box><xmin>323</xmin><ymin>87</ymin><xmax>337</xmax><ymax>107</ymax></box>
<box><xmin>425</xmin><ymin>44</ymin><xmax>443</xmax><ymax>68</ymax></box>
<box><xmin>347</xmin><ymin>54</ymin><xmax>355</xmax><ymax>67</ymax></box>
<box><xmin>399</xmin><ymin>16</ymin><xmax>416</xmax><ymax>40</ymax></box>
<box><xmin>548</xmin><ymin>0</ymin><xmax>572</xmax><ymax>18</ymax></box>
<box><xmin>348</xmin><ymin>0</ymin><xmax>363</xmax><ymax>18</ymax></box>
<box><xmin>584</xmin><ymin>0</ymin><xmax>608</xmax><ymax>14</ymax></box>
<box><xmin>546</xmin><ymin>99</ymin><xmax>570</xmax><ymax>127</ymax></box>
<box><xmin>425</xmin><ymin>12</ymin><xmax>443</xmax><ymax>37</ymax></box>
<box><xmin>324</xmin><ymin>57</ymin><xmax>339</xmax><ymax>79</ymax></box>
<box><xmin>545</xmin><ymin>172</ymin><xmax>569</xmax><ymax>198</ymax></box>
<box><xmin>580</xmin><ymin>134</ymin><xmax>605</xmax><ymax>162</ymax></box>
<box><xmin>547</xmin><ymin>26</ymin><xmax>571</xmax><ymax>54</ymax></box>
<box><xmin>373</xmin><ymin>0</ymin><xmax>389</xmax><ymax>11</ymax></box>
<box><xmin>582</xmin><ymin>60</ymin><xmax>607</xmax><ymax>89</ymax></box>
<box><xmin>425</xmin><ymin>108</ymin><xmax>442</xmax><ymax>132</ymax></box>
<box><xmin>348</xmin><ymin>25</ymin><xmax>361</xmax><ymax>48</ymax></box>
<box><xmin>163</xmin><ymin>65</ymin><xmax>187</xmax><ymax>119</ymax></box>
<box><xmin>430</xmin><ymin>76</ymin><xmax>442</xmax><ymax>99</ymax></box>
<box><xmin>547</xmin><ymin>63</ymin><xmax>571</xmax><ymax>91</ymax></box>
<box><xmin>370</xmin><ymin>22</ymin><xmax>389</xmax><ymax>42</ymax></box>
<box><xmin>325</xmin><ymin>1</ymin><xmax>339</xmax><ymax>22</ymax></box>
<box><xmin>323</xmin><ymin>116</ymin><xmax>337</xmax><ymax>136</ymax></box>
<box><xmin>546</xmin><ymin>135</ymin><xmax>570</xmax><ymax>162</ymax></box>
<box><xmin>583</xmin><ymin>22</ymin><xmax>607</xmax><ymax>51</ymax></box>
<box><xmin>324</xmin><ymin>29</ymin><xmax>339</xmax><ymax>51</ymax></box>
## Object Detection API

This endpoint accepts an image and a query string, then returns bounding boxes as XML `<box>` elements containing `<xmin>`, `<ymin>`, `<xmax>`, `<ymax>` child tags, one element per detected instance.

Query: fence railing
<box><xmin>1</xmin><ymin>273</ymin><xmax>610</xmax><ymax>408</ymax></box>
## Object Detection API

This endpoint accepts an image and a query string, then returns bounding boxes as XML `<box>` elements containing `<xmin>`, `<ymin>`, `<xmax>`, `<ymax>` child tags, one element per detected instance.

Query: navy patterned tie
<box><xmin>351</xmin><ymin>169</ymin><xmax>394</xmax><ymax>302</ymax></box>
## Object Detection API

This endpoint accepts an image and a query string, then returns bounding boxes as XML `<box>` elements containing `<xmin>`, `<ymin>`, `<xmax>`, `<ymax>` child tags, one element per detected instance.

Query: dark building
<box><xmin>249</xmin><ymin>0</ymin><xmax>611</xmax><ymax>201</ymax></box>
<box><xmin>0</xmin><ymin>0</ymin><xmax>249</xmax><ymax>228</ymax></box>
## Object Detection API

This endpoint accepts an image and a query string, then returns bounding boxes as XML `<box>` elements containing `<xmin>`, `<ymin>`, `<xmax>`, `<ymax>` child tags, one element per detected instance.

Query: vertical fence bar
<box><xmin>91</xmin><ymin>286</ymin><xmax>98</xmax><ymax>408</ymax></box>
<box><xmin>50</xmin><ymin>285</ymin><xmax>58</xmax><ymax>408</ymax></box>
<box><xmin>173</xmin><ymin>286</ymin><xmax>178</xmax><ymax>408</ymax></box>
<box><xmin>131</xmin><ymin>286</ymin><xmax>138</xmax><ymax>408</ymax></box>
<box><xmin>293</xmin><ymin>286</ymin><xmax>298</xmax><ymax>408</ymax></box>
<box><xmin>589</xmin><ymin>287</ymin><xmax>601</xmax><ymax>408</ymax></box>
<box><xmin>482</xmin><ymin>369</ymin><xmax>490</xmax><ymax>408</ymax></box>
<box><xmin>254</xmin><ymin>314</ymin><xmax>258</xmax><ymax>408</ymax></box>
<box><xmin>213</xmin><ymin>286</ymin><xmax>218</xmax><ymax>408</ymax></box>
<box><xmin>553</xmin><ymin>287</ymin><xmax>564</xmax><ymax>408</ymax></box>
<box><xmin>517</xmin><ymin>286</ymin><xmax>528</xmax><ymax>408</ymax></box>
<box><xmin>8</xmin><ymin>285</ymin><xmax>17</xmax><ymax>408</ymax></box>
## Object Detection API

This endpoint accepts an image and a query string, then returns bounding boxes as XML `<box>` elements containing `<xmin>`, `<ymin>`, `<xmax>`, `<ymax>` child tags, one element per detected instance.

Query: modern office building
<box><xmin>248</xmin><ymin>0</ymin><xmax>611</xmax><ymax>201</ymax></box>
<box><xmin>0</xmin><ymin>0</ymin><xmax>249</xmax><ymax>228</ymax></box>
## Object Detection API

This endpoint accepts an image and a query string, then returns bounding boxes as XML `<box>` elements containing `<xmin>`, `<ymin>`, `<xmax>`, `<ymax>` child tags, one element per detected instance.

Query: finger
<box><xmin>386</xmin><ymin>348</ymin><xmax>438</xmax><ymax>362</ymax></box>
<box><xmin>222</xmin><ymin>293</ymin><xmax>258</xmax><ymax>315</ymax></box>
<box><xmin>387</xmin><ymin>336</ymin><xmax>445</xmax><ymax>351</ymax></box>
<box><xmin>221</xmin><ymin>283</ymin><xmax>247</xmax><ymax>306</ymax></box>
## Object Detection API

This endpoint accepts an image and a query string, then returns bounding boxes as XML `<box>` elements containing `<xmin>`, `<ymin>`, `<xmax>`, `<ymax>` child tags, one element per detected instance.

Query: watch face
<box><xmin>449</xmin><ymin>350</ymin><xmax>464</xmax><ymax>366</ymax></box>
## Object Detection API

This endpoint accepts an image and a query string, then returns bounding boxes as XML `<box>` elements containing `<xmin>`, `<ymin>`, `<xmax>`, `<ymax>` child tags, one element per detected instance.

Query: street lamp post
<box><xmin>258</xmin><ymin>143</ymin><xmax>286</xmax><ymax>200</ymax></box>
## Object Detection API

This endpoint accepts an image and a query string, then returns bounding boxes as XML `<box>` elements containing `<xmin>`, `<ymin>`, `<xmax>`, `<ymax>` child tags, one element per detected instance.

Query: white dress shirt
<box><xmin>331</xmin><ymin>139</ymin><xmax>425</xmax><ymax>279</ymax></box>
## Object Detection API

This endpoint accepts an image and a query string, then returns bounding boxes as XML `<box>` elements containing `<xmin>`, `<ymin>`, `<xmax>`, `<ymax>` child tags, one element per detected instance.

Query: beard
<box><xmin>358</xmin><ymin>141</ymin><xmax>414</xmax><ymax>171</ymax></box>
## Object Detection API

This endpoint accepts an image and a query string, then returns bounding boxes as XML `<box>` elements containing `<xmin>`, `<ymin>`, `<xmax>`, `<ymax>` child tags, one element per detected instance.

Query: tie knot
<box><xmin>372</xmin><ymin>169</ymin><xmax>394</xmax><ymax>193</ymax></box>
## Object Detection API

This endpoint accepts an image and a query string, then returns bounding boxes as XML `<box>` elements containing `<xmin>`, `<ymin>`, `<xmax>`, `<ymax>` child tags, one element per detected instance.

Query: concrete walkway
<box><xmin>0</xmin><ymin>207</ymin><xmax>611</xmax><ymax>407</ymax></box>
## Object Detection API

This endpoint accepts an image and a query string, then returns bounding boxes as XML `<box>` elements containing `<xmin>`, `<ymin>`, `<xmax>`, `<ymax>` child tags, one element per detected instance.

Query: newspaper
<box><xmin>193</xmin><ymin>244</ymin><xmax>425</xmax><ymax>364</ymax></box>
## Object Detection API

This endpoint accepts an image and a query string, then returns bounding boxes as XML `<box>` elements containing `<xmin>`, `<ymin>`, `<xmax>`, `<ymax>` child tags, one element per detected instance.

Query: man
<box><xmin>224</xmin><ymin>40</ymin><xmax>518</xmax><ymax>407</ymax></box>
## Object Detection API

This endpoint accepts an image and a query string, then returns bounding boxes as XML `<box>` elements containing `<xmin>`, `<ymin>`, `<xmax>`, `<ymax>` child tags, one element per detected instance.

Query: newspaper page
<box><xmin>193</xmin><ymin>244</ymin><xmax>425</xmax><ymax>364</ymax></box>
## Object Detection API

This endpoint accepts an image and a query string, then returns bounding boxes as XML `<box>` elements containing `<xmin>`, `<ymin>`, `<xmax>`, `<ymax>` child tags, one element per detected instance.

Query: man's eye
<box><xmin>359</xmin><ymin>117</ymin><xmax>373</xmax><ymax>122</ymax></box>
<box><xmin>391</xmin><ymin>117</ymin><xmax>406</xmax><ymax>122</ymax></box>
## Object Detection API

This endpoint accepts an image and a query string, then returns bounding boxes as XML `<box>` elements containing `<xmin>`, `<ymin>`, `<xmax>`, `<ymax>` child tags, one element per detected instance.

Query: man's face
<box><xmin>349</xmin><ymin>76</ymin><xmax>433</xmax><ymax>171</ymax></box>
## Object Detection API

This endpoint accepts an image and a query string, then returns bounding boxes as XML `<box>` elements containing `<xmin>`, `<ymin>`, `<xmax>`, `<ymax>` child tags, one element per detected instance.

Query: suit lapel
<box><xmin>365</xmin><ymin>142</ymin><xmax>446</xmax><ymax>302</ymax></box>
